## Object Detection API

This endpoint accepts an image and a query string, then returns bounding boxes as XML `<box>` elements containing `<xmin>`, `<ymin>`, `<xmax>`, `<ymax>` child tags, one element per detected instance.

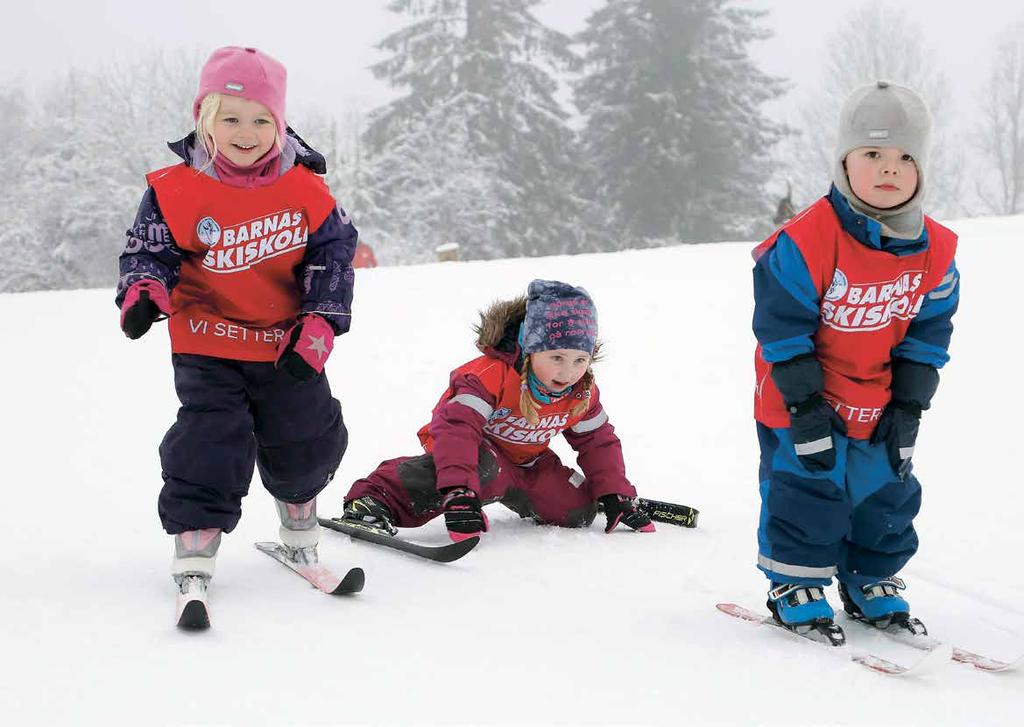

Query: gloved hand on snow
<box><xmin>276</xmin><ymin>314</ymin><xmax>335</xmax><ymax>381</ymax></box>
<box><xmin>120</xmin><ymin>279</ymin><xmax>171</xmax><ymax>340</ymax></box>
<box><xmin>598</xmin><ymin>494</ymin><xmax>655</xmax><ymax>533</ymax></box>
<box><xmin>440</xmin><ymin>486</ymin><xmax>488</xmax><ymax>543</ymax></box>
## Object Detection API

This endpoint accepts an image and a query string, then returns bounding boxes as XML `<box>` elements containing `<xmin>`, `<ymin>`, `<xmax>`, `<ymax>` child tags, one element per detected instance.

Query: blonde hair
<box><xmin>195</xmin><ymin>93</ymin><xmax>224</xmax><ymax>166</ymax></box>
<box><xmin>518</xmin><ymin>354</ymin><xmax>595</xmax><ymax>426</ymax></box>
<box><xmin>194</xmin><ymin>92</ymin><xmax>282</xmax><ymax>171</ymax></box>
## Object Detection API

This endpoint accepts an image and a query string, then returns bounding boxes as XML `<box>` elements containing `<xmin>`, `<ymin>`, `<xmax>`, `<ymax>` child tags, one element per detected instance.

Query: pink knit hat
<box><xmin>193</xmin><ymin>46</ymin><xmax>288</xmax><ymax>141</ymax></box>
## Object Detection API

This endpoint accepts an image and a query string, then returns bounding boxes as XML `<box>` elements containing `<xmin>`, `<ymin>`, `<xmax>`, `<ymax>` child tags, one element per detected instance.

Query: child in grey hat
<box><xmin>748</xmin><ymin>81</ymin><xmax>960</xmax><ymax>641</ymax></box>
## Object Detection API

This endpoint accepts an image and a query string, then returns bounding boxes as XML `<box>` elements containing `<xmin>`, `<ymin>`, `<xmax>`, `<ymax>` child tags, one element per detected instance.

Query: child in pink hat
<box><xmin>114</xmin><ymin>46</ymin><xmax>361</xmax><ymax>629</ymax></box>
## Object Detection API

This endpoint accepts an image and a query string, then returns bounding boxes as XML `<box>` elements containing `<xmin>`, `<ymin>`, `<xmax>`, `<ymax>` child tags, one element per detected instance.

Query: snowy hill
<box><xmin>2</xmin><ymin>216</ymin><xmax>1022</xmax><ymax>726</ymax></box>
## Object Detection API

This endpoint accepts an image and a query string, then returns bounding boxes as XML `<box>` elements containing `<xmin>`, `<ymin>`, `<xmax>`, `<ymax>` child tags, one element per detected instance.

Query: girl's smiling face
<box><xmin>844</xmin><ymin>146</ymin><xmax>919</xmax><ymax>209</ymax></box>
<box><xmin>530</xmin><ymin>348</ymin><xmax>592</xmax><ymax>392</ymax></box>
<box><xmin>209</xmin><ymin>95</ymin><xmax>277</xmax><ymax>167</ymax></box>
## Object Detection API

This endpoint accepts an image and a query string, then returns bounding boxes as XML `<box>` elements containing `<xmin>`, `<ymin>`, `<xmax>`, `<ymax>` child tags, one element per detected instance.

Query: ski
<box><xmin>842</xmin><ymin>613</ymin><xmax>1023</xmax><ymax>673</ymax></box>
<box><xmin>716</xmin><ymin>603</ymin><xmax>951</xmax><ymax>676</ymax></box>
<box><xmin>254</xmin><ymin>542</ymin><xmax>365</xmax><ymax>595</ymax></box>
<box><xmin>636</xmin><ymin>498</ymin><xmax>699</xmax><ymax>528</ymax></box>
<box><xmin>177</xmin><ymin>600</ymin><xmax>210</xmax><ymax>630</ymax></box>
<box><xmin>176</xmin><ymin>576</ymin><xmax>210</xmax><ymax>631</ymax></box>
<box><xmin>318</xmin><ymin>517</ymin><xmax>480</xmax><ymax>563</ymax></box>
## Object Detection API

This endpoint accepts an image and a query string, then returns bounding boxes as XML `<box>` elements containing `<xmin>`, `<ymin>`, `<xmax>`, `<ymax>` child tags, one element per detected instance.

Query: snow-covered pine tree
<box><xmin>575</xmin><ymin>0</ymin><xmax>787</xmax><ymax>245</ymax></box>
<box><xmin>364</xmin><ymin>0</ymin><xmax>585</xmax><ymax>262</ymax></box>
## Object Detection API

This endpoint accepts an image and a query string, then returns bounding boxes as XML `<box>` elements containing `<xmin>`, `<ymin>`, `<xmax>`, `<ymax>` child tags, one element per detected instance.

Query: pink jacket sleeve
<box><xmin>428</xmin><ymin>373</ymin><xmax>498</xmax><ymax>495</ymax></box>
<box><xmin>562</xmin><ymin>386</ymin><xmax>636</xmax><ymax>500</ymax></box>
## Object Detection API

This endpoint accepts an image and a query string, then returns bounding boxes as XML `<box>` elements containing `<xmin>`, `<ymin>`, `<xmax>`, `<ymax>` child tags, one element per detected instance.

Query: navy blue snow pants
<box><xmin>756</xmin><ymin>422</ymin><xmax>921</xmax><ymax>589</ymax></box>
<box><xmin>158</xmin><ymin>354</ymin><xmax>348</xmax><ymax>534</ymax></box>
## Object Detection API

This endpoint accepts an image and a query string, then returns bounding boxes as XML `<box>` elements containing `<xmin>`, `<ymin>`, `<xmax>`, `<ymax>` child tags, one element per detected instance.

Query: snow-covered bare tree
<box><xmin>297</xmin><ymin>106</ymin><xmax>382</xmax><ymax>246</ymax></box>
<box><xmin>977</xmin><ymin>25</ymin><xmax>1024</xmax><ymax>215</ymax></box>
<box><xmin>363</xmin><ymin>0</ymin><xmax>585</xmax><ymax>262</ymax></box>
<box><xmin>1</xmin><ymin>52</ymin><xmax>198</xmax><ymax>293</ymax></box>
<box><xmin>574</xmin><ymin>0</ymin><xmax>788</xmax><ymax>245</ymax></box>
<box><xmin>0</xmin><ymin>86</ymin><xmax>44</xmax><ymax>292</ymax></box>
<box><xmin>778</xmin><ymin>2</ymin><xmax>961</xmax><ymax>217</ymax></box>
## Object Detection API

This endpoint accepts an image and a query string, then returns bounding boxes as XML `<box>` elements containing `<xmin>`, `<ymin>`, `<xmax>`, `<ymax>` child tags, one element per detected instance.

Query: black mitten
<box><xmin>122</xmin><ymin>291</ymin><xmax>161</xmax><ymax>340</ymax></box>
<box><xmin>771</xmin><ymin>354</ymin><xmax>846</xmax><ymax>472</ymax></box>
<box><xmin>871</xmin><ymin>359</ymin><xmax>939</xmax><ymax>480</ymax></box>
<box><xmin>598</xmin><ymin>494</ymin><xmax>655</xmax><ymax>533</ymax></box>
<box><xmin>786</xmin><ymin>394</ymin><xmax>847</xmax><ymax>472</ymax></box>
<box><xmin>440</xmin><ymin>487</ymin><xmax>488</xmax><ymax>542</ymax></box>
<box><xmin>871</xmin><ymin>403</ymin><xmax>920</xmax><ymax>480</ymax></box>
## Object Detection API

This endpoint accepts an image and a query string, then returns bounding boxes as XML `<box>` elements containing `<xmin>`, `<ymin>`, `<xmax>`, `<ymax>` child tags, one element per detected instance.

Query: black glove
<box><xmin>770</xmin><ymin>355</ymin><xmax>845</xmax><ymax>472</ymax></box>
<box><xmin>121</xmin><ymin>290</ymin><xmax>162</xmax><ymax>340</ymax></box>
<box><xmin>599</xmin><ymin>494</ymin><xmax>655</xmax><ymax>533</ymax></box>
<box><xmin>786</xmin><ymin>394</ymin><xmax>847</xmax><ymax>472</ymax></box>
<box><xmin>870</xmin><ymin>403</ymin><xmax>920</xmax><ymax>480</ymax></box>
<box><xmin>440</xmin><ymin>487</ymin><xmax>488</xmax><ymax>542</ymax></box>
<box><xmin>871</xmin><ymin>360</ymin><xmax>939</xmax><ymax>480</ymax></box>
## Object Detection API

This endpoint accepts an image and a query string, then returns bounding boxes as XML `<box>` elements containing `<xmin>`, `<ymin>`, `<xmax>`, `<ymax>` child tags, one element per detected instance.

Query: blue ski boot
<box><xmin>767</xmin><ymin>583</ymin><xmax>845</xmax><ymax>645</ymax></box>
<box><xmin>839</xmin><ymin>577</ymin><xmax>926</xmax><ymax>634</ymax></box>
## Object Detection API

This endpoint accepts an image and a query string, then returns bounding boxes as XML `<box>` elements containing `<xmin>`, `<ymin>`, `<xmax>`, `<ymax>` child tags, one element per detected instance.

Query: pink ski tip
<box><xmin>449</xmin><ymin>530</ymin><xmax>481</xmax><ymax>543</ymax></box>
<box><xmin>638</xmin><ymin>522</ymin><xmax>656</xmax><ymax>533</ymax></box>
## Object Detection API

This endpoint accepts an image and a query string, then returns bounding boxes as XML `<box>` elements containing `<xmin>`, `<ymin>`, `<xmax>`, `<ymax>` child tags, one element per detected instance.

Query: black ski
<box><xmin>318</xmin><ymin>517</ymin><xmax>480</xmax><ymax>562</ymax></box>
<box><xmin>636</xmin><ymin>498</ymin><xmax>699</xmax><ymax>528</ymax></box>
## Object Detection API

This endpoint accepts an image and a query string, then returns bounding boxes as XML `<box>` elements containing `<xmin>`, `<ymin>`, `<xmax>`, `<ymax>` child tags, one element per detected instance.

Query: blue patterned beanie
<box><xmin>521</xmin><ymin>280</ymin><xmax>598</xmax><ymax>355</ymax></box>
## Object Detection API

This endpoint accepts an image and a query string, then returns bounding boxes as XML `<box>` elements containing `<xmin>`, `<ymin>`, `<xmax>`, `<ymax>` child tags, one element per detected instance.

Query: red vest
<box><xmin>418</xmin><ymin>356</ymin><xmax>595</xmax><ymax>465</ymax></box>
<box><xmin>147</xmin><ymin>163</ymin><xmax>336</xmax><ymax>361</ymax></box>
<box><xmin>754</xmin><ymin>198</ymin><xmax>958</xmax><ymax>439</ymax></box>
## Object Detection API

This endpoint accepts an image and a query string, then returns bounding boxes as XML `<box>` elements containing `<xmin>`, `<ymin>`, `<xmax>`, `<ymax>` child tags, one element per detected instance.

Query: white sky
<box><xmin>2</xmin><ymin>0</ymin><xmax>1021</xmax><ymax>125</ymax></box>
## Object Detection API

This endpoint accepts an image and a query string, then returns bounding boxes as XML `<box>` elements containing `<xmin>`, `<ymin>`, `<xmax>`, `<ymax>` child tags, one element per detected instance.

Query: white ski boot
<box><xmin>275</xmin><ymin>498</ymin><xmax>321</xmax><ymax>565</ymax></box>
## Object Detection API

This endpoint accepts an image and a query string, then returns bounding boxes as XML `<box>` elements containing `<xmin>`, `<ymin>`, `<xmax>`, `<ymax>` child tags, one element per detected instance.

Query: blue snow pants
<box><xmin>157</xmin><ymin>354</ymin><xmax>348</xmax><ymax>534</ymax></box>
<box><xmin>756</xmin><ymin>422</ymin><xmax>921</xmax><ymax>589</ymax></box>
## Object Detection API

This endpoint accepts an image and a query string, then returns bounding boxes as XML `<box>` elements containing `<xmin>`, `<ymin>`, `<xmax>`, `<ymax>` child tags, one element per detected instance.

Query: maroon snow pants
<box><xmin>345</xmin><ymin>445</ymin><xmax>599</xmax><ymax>529</ymax></box>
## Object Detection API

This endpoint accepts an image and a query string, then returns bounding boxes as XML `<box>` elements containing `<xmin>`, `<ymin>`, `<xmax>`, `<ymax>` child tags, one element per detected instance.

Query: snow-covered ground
<box><xmin>2</xmin><ymin>216</ymin><xmax>1021</xmax><ymax>726</ymax></box>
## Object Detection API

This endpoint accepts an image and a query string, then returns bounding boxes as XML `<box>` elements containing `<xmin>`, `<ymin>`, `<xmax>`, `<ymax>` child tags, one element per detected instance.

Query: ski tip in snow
<box><xmin>255</xmin><ymin>541</ymin><xmax>365</xmax><ymax>596</ymax></box>
<box><xmin>332</xmin><ymin>567</ymin><xmax>365</xmax><ymax>595</ymax></box>
<box><xmin>176</xmin><ymin>600</ymin><xmax>210</xmax><ymax>631</ymax></box>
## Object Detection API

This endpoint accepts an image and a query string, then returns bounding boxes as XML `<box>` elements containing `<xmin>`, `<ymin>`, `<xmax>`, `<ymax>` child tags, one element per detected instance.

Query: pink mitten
<box><xmin>276</xmin><ymin>314</ymin><xmax>335</xmax><ymax>380</ymax></box>
<box><xmin>121</xmin><ymin>279</ymin><xmax>171</xmax><ymax>339</ymax></box>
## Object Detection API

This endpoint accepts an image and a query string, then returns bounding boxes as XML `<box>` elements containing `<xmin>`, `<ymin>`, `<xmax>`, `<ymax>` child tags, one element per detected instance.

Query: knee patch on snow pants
<box><xmin>500</xmin><ymin>488</ymin><xmax>598</xmax><ymax>528</ymax></box>
<box><xmin>398</xmin><ymin>446</ymin><xmax>499</xmax><ymax>514</ymax></box>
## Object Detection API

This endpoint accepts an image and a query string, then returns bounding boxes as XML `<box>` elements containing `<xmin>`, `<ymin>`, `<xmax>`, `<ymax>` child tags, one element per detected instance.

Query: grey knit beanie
<box><xmin>521</xmin><ymin>280</ymin><xmax>598</xmax><ymax>355</ymax></box>
<box><xmin>833</xmin><ymin>80</ymin><xmax>932</xmax><ymax>239</ymax></box>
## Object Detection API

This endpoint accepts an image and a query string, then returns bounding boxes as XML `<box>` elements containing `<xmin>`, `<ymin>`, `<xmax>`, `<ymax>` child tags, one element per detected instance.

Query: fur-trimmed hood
<box><xmin>473</xmin><ymin>296</ymin><xmax>527</xmax><ymax>366</ymax></box>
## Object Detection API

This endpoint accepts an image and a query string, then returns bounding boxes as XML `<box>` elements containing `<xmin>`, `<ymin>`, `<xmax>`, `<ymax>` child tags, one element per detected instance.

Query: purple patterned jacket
<box><xmin>115</xmin><ymin>129</ymin><xmax>358</xmax><ymax>335</ymax></box>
